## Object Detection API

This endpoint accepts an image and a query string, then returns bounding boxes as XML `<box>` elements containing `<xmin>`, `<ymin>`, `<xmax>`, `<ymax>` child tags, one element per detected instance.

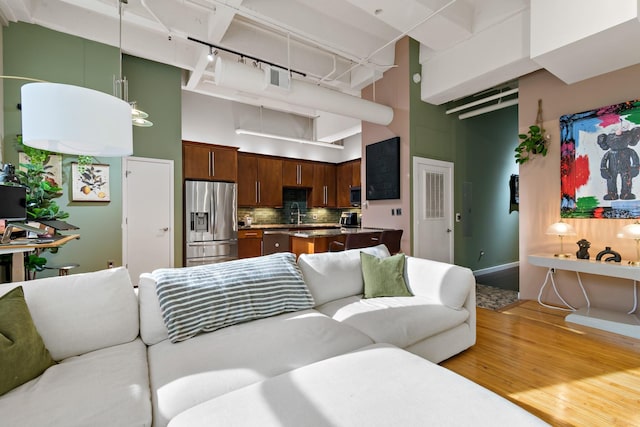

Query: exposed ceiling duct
<box><xmin>213</xmin><ymin>57</ymin><xmax>394</xmax><ymax>125</ymax></box>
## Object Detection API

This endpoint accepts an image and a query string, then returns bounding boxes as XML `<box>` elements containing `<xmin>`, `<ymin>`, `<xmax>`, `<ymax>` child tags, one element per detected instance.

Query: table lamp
<box><xmin>546</xmin><ymin>221</ymin><xmax>576</xmax><ymax>258</ymax></box>
<box><xmin>618</xmin><ymin>221</ymin><xmax>640</xmax><ymax>266</ymax></box>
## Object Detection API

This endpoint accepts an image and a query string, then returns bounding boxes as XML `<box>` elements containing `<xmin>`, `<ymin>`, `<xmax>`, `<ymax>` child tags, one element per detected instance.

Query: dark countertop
<box><xmin>289</xmin><ymin>227</ymin><xmax>383</xmax><ymax>238</ymax></box>
<box><xmin>239</xmin><ymin>223</ymin><xmax>341</xmax><ymax>231</ymax></box>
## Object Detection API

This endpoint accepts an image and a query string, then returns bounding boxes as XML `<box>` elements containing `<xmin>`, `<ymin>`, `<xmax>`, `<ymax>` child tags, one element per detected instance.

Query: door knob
<box><xmin>160</xmin><ymin>227</ymin><xmax>169</xmax><ymax>232</ymax></box>
<box><xmin>446</xmin><ymin>228</ymin><xmax>452</xmax><ymax>233</ymax></box>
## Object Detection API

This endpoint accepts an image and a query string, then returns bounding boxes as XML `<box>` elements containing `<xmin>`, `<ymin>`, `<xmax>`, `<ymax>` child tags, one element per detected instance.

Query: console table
<box><xmin>529</xmin><ymin>254</ymin><xmax>640</xmax><ymax>339</ymax></box>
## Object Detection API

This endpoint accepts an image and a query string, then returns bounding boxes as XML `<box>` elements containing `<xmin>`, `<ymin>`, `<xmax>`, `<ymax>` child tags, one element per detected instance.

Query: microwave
<box><xmin>350</xmin><ymin>186</ymin><xmax>361</xmax><ymax>207</ymax></box>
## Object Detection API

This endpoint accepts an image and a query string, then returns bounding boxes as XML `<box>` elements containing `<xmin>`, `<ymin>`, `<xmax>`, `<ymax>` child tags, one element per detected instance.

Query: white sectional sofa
<box><xmin>0</xmin><ymin>246</ymin><xmax>548</xmax><ymax>426</ymax></box>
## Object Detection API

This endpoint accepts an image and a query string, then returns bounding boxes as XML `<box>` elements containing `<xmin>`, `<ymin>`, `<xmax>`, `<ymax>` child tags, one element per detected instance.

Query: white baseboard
<box><xmin>473</xmin><ymin>261</ymin><xmax>519</xmax><ymax>277</ymax></box>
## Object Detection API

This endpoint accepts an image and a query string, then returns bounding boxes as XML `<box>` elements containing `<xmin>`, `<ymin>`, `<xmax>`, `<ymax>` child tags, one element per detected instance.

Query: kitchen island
<box><xmin>237</xmin><ymin>224</ymin><xmax>388</xmax><ymax>258</ymax></box>
<box><xmin>288</xmin><ymin>228</ymin><xmax>383</xmax><ymax>258</ymax></box>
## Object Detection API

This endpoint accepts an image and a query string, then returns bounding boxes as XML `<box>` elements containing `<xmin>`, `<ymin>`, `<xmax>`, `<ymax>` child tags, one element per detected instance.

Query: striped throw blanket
<box><xmin>152</xmin><ymin>252</ymin><xmax>315</xmax><ymax>343</ymax></box>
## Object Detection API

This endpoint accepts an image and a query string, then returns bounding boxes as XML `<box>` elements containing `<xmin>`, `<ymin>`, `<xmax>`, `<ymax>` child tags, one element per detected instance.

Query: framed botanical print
<box><xmin>560</xmin><ymin>99</ymin><xmax>640</xmax><ymax>218</ymax></box>
<box><xmin>71</xmin><ymin>163</ymin><xmax>110</xmax><ymax>202</ymax></box>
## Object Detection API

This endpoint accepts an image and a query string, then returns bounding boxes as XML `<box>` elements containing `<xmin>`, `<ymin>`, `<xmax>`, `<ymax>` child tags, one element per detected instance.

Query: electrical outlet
<box><xmin>312</xmin><ymin>214</ymin><xmax>318</xmax><ymax>220</ymax></box>
<box><xmin>455</xmin><ymin>213</ymin><xmax>462</xmax><ymax>222</ymax></box>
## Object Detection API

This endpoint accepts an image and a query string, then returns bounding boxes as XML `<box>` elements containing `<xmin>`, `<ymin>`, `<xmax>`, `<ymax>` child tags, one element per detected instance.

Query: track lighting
<box><xmin>207</xmin><ymin>47</ymin><xmax>214</xmax><ymax>63</ymax></box>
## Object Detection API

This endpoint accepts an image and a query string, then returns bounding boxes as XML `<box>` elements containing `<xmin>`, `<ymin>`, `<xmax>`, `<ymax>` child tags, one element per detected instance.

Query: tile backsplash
<box><xmin>238</xmin><ymin>188</ymin><xmax>360</xmax><ymax>225</ymax></box>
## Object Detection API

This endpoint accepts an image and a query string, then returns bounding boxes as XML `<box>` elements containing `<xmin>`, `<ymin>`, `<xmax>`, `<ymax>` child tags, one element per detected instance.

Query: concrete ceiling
<box><xmin>2</xmin><ymin>0</ymin><xmax>640</xmax><ymax>138</ymax></box>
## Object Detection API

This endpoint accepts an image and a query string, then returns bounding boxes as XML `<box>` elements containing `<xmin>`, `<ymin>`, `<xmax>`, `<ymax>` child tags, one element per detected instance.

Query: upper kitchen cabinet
<box><xmin>238</xmin><ymin>153</ymin><xmax>283</xmax><ymax>207</ymax></box>
<box><xmin>337</xmin><ymin>159</ymin><xmax>361</xmax><ymax>207</ymax></box>
<box><xmin>183</xmin><ymin>141</ymin><xmax>238</xmax><ymax>182</ymax></box>
<box><xmin>311</xmin><ymin>163</ymin><xmax>336</xmax><ymax>208</ymax></box>
<box><xmin>282</xmin><ymin>159</ymin><xmax>314</xmax><ymax>188</ymax></box>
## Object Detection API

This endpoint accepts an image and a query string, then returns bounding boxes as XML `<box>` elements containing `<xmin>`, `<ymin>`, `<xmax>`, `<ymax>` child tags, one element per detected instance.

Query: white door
<box><xmin>122</xmin><ymin>157</ymin><xmax>174</xmax><ymax>285</ymax></box>
<box><xmin>413</xmin><ymin>157</ymin><xmax>454</xmax><ymax>263</ymax></box>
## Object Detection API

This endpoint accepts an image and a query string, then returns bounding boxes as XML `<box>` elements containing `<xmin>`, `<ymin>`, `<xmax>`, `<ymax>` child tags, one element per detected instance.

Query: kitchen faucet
<box><xmin>290</xmin><ymin>202</ymin><xmax>306</xmax><ymax>225</ymax></box>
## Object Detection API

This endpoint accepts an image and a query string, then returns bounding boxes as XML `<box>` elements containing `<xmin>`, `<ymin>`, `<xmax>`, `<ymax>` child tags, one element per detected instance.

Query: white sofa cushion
<box><xmin>168</xmin><ymin>343</ymin><xmax>548</xmax><ymax>427</ymax></box>
<box><xmin>405</xmin><ymin>256</ymin><xmax>474</xmax><ymax>310</ymax></box>
<box><xmin>139</xmin><ymin>273</ymin><xmax>170</xmax><ymax>345</ymax></box>
<box><xmin>147</xmin><ymin>309</ymin><xmax>373</xmax><ymax>427</ymax></box>
<box><xmin>298</xmin><ymin>244</ymin><xmax>390</xmax><ymax>306</ymax></box>
<box><xmin>317</xmin><ymin>295</ymin><xmax>469</xmax><ymax>348</ymax></box>
<box><xmin>0</xmin><ymin>339</ymin><xmax>151</xmax><ymax>427</ymax></box>
<box><xmin>0</xmin><ymin>267</ymin><xmax>138</xmax><ymax>360</ymax></box>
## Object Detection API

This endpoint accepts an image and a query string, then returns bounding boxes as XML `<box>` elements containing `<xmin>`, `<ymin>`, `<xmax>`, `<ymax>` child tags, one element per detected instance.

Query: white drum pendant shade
<box><xmin>21</xmin><ymin>83</ymin><xmax>133</xmax><ymax>157</ymax></box>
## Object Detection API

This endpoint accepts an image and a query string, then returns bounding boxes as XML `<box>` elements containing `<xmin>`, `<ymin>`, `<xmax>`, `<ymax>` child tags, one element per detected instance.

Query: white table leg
<box><xmin>629</xmin><ymin>281</ymin><xmax>638</xmax><ymax>315</ymax></box>
<box><xmin>538</xmin><ymin>268</ymin><xmax>575</xmax><ymax>311</ymax></box>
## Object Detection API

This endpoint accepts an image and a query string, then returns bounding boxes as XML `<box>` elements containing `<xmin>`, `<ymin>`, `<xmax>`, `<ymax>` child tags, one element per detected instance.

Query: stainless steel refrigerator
<box><xmin>185</xmin><ymin>180</ymin><xmax>238</xmax><ymax>266</ymax></box>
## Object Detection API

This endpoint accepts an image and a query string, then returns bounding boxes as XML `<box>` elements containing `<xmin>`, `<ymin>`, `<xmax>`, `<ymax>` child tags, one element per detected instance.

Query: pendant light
<box><xmin>114</xmin><ymin>0</ymin><xmax>153</xmax><ymax>127</ymax></box>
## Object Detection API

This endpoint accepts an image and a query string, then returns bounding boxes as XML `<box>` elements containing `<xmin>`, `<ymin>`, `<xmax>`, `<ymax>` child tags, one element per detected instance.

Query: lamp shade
<box><xmin>545</xmin><ymin>221</ymin><xmax>576</xmax><ymax>236</ymax></box>
<box><xmin>21</xmin><ymin>83</ymin><xmax>133</xmax><ymax>157</ymax></box>
<box><xmin>619</xmin><ymin>222</ymin><xmax>640</xmax><ymax>239</ymax></box>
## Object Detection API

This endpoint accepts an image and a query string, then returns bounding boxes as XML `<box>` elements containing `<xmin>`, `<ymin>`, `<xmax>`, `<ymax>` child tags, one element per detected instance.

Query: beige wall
<box><xmin>361</xmin><ymin>37</ymin><xmax>411</xmax><ymax>254</ymax></box>
<box><xmin>519</xmin><ymin>66</ymin><xmax>640</xmax><ymax>313</ymax></box>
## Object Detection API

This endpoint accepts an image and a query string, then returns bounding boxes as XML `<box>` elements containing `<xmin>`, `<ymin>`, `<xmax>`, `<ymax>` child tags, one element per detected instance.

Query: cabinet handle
<box><xmin>255</xmin><ymin>181</ymin><xmax>259</xmax><ymax>204</ymax></box>
<box><xmin>210</xmin><ymin>151</ymin><xmax>215</xmax><ymax>176</ymax></box>
<box><xmin>257</xmin><ymin>181</ymin><xmax>261</xmax><ymax>203</ymax></box>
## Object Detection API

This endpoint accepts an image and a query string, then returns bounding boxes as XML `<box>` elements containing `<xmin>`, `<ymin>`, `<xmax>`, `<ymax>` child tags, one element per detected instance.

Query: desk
<box><xmin>0</xmin><ymin>234</ymin><xmax>80</xmax><ymax>282</ymax></box>
<box><xmin>529</xmin><ymin>254</ymin><xmax>640</xmax><ymax>339</ymax></box>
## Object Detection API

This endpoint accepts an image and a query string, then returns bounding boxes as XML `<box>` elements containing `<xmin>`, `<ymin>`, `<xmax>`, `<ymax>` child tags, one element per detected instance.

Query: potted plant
<box><xmin>515</xmin><ymin>99</ymin><xmax>549</xmax><ymax>164</ymax></box>
<box><xmin>15</xmin><ymin>136</ymin><xmax>70</xmax><ymax>278</ymax></box>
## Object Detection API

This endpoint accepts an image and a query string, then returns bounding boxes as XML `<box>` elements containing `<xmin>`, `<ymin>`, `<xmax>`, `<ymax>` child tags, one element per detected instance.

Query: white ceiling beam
<box><xmin>420</xmin><ymin>9</ymin><xmax>539</xmax><ymax>105</ymax></box>
<box><xmin>345</xmin><ymin>0</ymin><xmax>473</xmax><ymax>51</ymax></box>
<box><xmin>530</xmin><ymin>0</ymin><xmax>640</xmax><ymax>84</ymax></box>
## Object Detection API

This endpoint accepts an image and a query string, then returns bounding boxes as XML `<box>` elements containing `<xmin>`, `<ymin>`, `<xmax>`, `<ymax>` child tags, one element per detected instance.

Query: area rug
<box><xmin>476</xmin><ymin>283</ymin><xmax>518</xmax><ymax>311</ymax></box>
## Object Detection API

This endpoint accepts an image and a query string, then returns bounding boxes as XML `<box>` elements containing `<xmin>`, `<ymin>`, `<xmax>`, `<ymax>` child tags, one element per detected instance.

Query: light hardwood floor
<box><xmin>441</xmin><ymin>301</ymin><xmax>640</xmax><ymax>427</ymax></box>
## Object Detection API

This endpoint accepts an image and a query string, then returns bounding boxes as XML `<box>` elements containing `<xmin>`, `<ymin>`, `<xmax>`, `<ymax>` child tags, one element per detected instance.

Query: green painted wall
<box><xmin>408</xmin><ymin>38</ymin><xmax>518</xmax><ymax>269</ymax></box>
<box><xmin>2</xmin><ymin>22</ymin><xmax>182</xmax><ymax>277</ymax></box>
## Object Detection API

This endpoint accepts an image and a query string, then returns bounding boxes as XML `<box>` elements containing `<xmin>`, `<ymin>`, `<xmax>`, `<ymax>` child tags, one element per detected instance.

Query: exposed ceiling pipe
<box><xmin>446</xmin><ymin>88</ymin><xmax>519</xmax><ymax>114</ymax></box>
<box><xmin>458</xmin><ymin>98</ymin><xmax>518</xmax><ymax>120</ymax></box>
<box><xmin>214</xmin><ymin>57</ymin><xmax>393</xmax><ymax>125</ymax></box>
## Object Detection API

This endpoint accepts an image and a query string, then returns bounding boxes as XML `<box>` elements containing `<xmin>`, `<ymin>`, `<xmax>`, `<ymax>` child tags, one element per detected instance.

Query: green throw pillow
<box><xmin>0</xmin><ymin>286</ymin><xmax>56</xmax><ymax>396</ymax></box>
<box><xmin>361</xmin><ymin>252</ymin><xmax>413</xmax><ymax>298</ymax></box>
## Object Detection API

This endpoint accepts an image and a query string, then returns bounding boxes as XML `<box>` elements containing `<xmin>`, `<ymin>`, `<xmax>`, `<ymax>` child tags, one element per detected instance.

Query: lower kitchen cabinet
<box><xmin>238</xmin><ymin>229</ymin><xmax>263</xmax><ymax>258</ymax></box>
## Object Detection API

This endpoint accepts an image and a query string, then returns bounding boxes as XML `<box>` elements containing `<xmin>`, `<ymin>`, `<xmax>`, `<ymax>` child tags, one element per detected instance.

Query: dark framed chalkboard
<box><xmin>365</xmin><ymin>136</ymin><xmax>400</xmax><ymax>200</ymax></box>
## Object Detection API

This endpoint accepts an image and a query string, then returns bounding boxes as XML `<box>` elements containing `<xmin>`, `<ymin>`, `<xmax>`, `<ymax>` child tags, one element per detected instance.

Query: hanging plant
<box><xmin>515</xmin><ymin>99</ymin><xmax>550</xmax><ymax>164</ymax></box>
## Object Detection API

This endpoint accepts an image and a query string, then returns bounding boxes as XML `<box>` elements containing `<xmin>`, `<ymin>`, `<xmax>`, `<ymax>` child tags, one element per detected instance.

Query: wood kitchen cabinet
<box><xmin>183</xmin><ymin>141</ymin><xmax>238</xmax><ymax>182</ymax></box>
<box><xmin>238</xmin><ymin>229</ymin><xmax>263</xmax><ymax>258</ymax></box>
<box><xmin>337</xmin><ymin>159</ymin><xmax>361</xmax><ymax>207</ymax></box>
<box><xmin>282</xmin><ymin>159</ymin><xmax>314</xmax><ymax>188</ymax></box>
<box><xmin>311</xmin><ymin>163</ymin><xmax>336</xmax><ymax>207</ymax></box>
<box><xmin>237</xmin><ymin>153</ymin><xmax>283</xmax><ymax>207</ymax></box>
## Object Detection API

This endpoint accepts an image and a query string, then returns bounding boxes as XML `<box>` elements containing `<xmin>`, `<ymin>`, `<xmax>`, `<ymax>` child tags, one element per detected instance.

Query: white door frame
<box><xmin>122</xmin><ymin>156</ymin><xmax>175</xmax><ymax>271</ymax></box>
<box><xmin>412</xmin><ymin>156</ymin><xmax>454</xmax><ymax>263</ymax></box>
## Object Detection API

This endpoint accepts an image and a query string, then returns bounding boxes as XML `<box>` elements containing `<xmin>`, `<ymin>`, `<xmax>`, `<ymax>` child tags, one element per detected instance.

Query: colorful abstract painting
<box><xmin>561</xmin><ymin>99</ymin><xmax>640</xmax><ymax>218</ymax></box>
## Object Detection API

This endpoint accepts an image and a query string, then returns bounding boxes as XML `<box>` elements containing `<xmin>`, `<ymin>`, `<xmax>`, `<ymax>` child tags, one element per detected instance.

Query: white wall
<box><xmin>181</xmin><ymin>91</ymin><xmax>361</xmax><ymax>163</ymax></box>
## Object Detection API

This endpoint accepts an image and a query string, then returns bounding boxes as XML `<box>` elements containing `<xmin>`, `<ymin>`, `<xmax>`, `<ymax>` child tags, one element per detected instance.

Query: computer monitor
<box><xmin>0</xmin><ymin>184</ymin><xmax>27</xmax><ymax>221</ymax></box>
